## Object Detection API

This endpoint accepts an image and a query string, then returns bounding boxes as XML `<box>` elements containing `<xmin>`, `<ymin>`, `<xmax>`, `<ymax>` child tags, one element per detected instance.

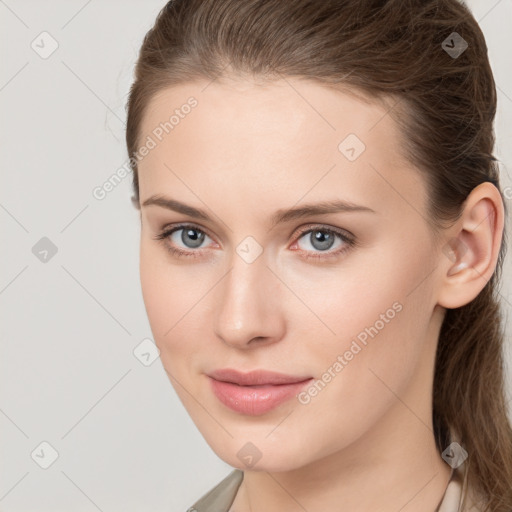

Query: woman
<box><xmin>125</xmin><ymin>0</ymin><xmax>512</xmax><ymax>510</ymax></box>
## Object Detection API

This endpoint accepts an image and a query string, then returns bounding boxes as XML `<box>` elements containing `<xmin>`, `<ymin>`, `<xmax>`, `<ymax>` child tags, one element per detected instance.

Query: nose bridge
<box><xmin>214</xmin><ymin>242</ymin><xmax>283</xmax><ymax>347</ymax></box>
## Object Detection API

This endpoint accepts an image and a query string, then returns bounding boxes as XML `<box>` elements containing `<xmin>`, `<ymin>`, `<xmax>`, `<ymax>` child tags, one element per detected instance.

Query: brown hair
<box><xmin>125</xmin><ymin>0</ymin><xmax>512</xmax><ymax>509</ymax></box>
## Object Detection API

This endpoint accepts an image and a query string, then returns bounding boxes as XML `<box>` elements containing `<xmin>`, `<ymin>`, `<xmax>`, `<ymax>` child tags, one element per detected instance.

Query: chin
<box><xmin>210</xmin><ymin>440</ymin><xmax>309</xmax><ymax>473</ymax></box>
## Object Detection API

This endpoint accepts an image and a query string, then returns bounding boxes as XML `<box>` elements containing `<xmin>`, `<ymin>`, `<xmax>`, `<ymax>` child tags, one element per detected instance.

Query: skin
<box><xmin>135</xmin><ymin>77</ymin><xmax>504</xmax><ymax>512</ymax></box>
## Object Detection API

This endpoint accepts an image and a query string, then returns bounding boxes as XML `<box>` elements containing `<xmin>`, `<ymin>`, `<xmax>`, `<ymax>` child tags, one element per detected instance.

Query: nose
<box><xmin>213</xmin><ymin>249</ymin><xmax>285</xmax><ymax>349</ymax></box>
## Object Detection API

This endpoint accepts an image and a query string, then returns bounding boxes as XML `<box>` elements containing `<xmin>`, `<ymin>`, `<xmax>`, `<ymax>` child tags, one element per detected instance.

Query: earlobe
<box><xmin>436</xmin><ymin>182</ymin><xmax>504</xmax><ymax>309</ymax></box>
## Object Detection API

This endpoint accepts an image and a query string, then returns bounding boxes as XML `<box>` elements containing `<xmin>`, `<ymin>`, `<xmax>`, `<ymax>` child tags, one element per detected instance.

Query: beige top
<box><xmin>186</xmin><ymin>461</ymin><xmax>483</xmax><ymax>512</ymax></box>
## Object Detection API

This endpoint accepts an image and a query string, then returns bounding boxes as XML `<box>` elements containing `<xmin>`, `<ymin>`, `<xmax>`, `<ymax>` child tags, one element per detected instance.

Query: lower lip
<box><xmin>208</xmin><ymin>376</ymin><xmax>314</xmax><ymax>416</ymax></box>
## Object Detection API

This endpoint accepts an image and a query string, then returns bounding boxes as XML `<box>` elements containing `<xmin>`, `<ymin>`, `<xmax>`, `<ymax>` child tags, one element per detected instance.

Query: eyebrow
<box><xmin>142</xmin><ymin>195</ymin><xmax>375</xmax><ymax>229</ymax></box>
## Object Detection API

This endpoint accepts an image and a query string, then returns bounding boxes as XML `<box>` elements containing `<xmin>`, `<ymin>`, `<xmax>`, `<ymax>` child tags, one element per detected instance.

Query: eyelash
<box><xmin>153</xmin><ymin>223</ymin><xmax>356</xmax><ymax>261</ymax></box>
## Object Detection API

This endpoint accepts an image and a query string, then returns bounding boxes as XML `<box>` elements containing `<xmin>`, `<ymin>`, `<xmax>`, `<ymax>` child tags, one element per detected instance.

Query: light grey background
<box><xmin>1</xmin><ymin>1</ymin><xmax>511</xmax><ymax>511</ymax></box>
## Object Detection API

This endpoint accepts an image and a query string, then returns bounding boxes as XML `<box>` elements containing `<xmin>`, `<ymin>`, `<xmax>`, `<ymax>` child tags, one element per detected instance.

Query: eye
<box><xmin>290</xmin><ymin>224</ymin><xmax>355</xmax><ymax>260</ymax></box>
<box><xmin>153</xmin><ymin>223</ymin><xmax>356</xmax><ymax>261</ymax></box>
<box><xmin>153</xmin><ymin>224</ymin><xmax>214</xmax><ymax>259</ymax></box>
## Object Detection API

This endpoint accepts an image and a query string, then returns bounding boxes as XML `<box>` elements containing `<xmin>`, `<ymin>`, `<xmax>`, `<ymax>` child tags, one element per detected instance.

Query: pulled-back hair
<box><xmin>125</xmin><ymin>1</ymin><xmax>512</xmax><ymax>509</ymax></box>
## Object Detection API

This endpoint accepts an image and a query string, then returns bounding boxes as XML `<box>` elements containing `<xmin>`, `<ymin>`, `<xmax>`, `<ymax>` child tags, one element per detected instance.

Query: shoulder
<box><xmin>186</xmin><ymin>469</ymin><xmax>244</xmax><ymax>512</ymax></box>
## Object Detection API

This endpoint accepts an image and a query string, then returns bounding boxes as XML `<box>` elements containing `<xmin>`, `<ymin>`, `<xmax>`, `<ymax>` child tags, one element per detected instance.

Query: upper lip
<box><xmin>208</xmin><ymin>368</ymin><xmax>313</xmax><ymax>386</ymax></box>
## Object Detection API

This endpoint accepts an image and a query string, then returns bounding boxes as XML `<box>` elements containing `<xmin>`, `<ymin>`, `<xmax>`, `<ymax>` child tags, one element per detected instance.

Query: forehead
<box><xmin>136</xmin><ymin>77</ymin><xmax>425</xmax><ymax>217</ymax></box>
<box><xmin>139</xmin><ymin>77</ymin><xmax>399</xmax><ymax>151</ymax></box>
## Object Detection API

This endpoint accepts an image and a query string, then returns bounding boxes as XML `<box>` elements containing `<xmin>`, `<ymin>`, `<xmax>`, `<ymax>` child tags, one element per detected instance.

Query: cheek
<box><xmin>281</xmin><ymin>256</ymin><xmax>435</xmax><ymax>455</ymax></box>
<box><xmin>296</xmin><ymin>245</ymin><xmax>435</xmax><ymax>389</ymax></box>
<box><xmin>139</xmin><ymin>243</ymin><xmax>199</xmax><ymax>362</ymax></box>
<box><xmin>140</xmin><ymin>245</ymin><xmax>169</xmax><ymax>338</ymax></box>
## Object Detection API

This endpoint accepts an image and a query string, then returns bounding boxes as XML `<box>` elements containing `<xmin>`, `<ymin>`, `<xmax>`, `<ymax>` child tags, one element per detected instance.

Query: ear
<box><xmin>437</xmin><ymin>182</ymin><xmax>505</xmax><ymax>309</ymax></box>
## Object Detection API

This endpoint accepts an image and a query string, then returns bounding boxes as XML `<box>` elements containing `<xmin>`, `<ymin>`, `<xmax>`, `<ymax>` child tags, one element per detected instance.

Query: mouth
<box><xmin>207</xmin><ymin>368</ymin><xmax>314</xmax><ymax>415</ymax></box>
<box><xmin>207</xmin><ymin>368</ymin><xmax>313</xmax><ymax>386</ymax></box>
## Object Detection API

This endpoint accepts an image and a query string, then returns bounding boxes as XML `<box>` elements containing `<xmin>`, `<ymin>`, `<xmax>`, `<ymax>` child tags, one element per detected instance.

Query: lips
<box><xmin>207</xmin><ymin>368</ymin><xmax>314</xmax><ymax>415</ymax></box>
<box><xmin>207</xmin><ymin>368</ymin><xmax>312</xmax><ymax>386</ymax></box>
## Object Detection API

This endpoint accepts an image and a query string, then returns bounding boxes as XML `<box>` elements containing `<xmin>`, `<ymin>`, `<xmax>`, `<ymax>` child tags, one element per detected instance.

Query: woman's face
<box><xmin>137</xmin><ymin>78</ymin><xmax>446</xmax><ymax>472</ymax></box>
